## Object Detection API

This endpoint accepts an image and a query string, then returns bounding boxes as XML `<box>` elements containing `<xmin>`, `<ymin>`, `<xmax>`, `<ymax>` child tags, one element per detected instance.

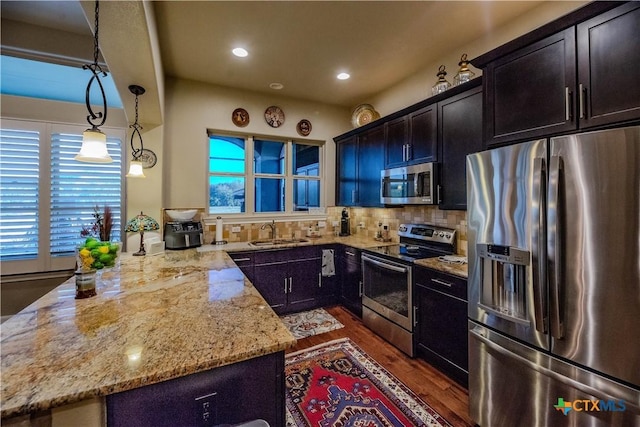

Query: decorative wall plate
<box><xmin>264</xmin><ymin>106</ymin><xmax>285</xmax><ymax>128</ymax></box>
<box><xmin>296</xmin><ymin>119</ymin><xmax>312</xmax><ymax>136</ymax></box>
<box><xmin>139</xmin><ymin>149</ymin><xmax>157</xmax><ymax>169</ymax></box>
<box><xmin>232</xmin><ymin>108</ymin><xmax>250</xmax><ymax>127</ymax></box>
<box><xmin>351</xmin><ymin>104</ymin><xmax>380</xmax><ymax>127</ymax></box>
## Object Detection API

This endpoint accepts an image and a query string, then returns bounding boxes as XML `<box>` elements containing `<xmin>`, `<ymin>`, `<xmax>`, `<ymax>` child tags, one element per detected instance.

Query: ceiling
<box><xmin>2</xmin><ymin>1</ymin><xmax>580</xmax><ymax>110</ymax></box>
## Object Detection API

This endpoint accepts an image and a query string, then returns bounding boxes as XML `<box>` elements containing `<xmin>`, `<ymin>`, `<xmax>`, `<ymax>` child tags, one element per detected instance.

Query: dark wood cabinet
<box><xmin>438</xmin><ymin>86</ymin><xmax>483</xmax><ymax>210</ymax></box>
<box><xmin>253</xmin><ymin>247</ymin><xmax>321</xmax><ymax>315</ymax></box>
<box><xmin>227</xmin><ymin>251</ymin><xmax>255</xmax><ymax>283</ymax></box>
<box><xmin>335</xmin><ymin>135</ymin><xmax>358</xmax><ymax>206</ymax></box>
<box><xmin>414</xmin><ymin>266</ymin><xmax>468</xmax><ymax>387</ymax></box>
<box><xmin>477</xmin><ymin>2</ymin><xmax>639</xmax><ymax>146</ymax></box>
<box><xmin>316</xmin><ymin>245</ymin><xmax>340</xmax><ymax>307</ymax></box>
<box><xmin>577</xmin><ymin>3</ymin><xmax>640</xmax><ymax>129</ymax></box>
<box><xmin>484</xmin><ymin>28</ymin><xmax>576</xmax><ymax>146</ymax></box>
<box><xmin>408</xmin><ymin>105</ymin><xmax>438</xmax><ymax>164</ymax></box>
<box><xmin>385</xmin><ymin>116</ymin><xmax>408</xmax><ymax>167</ymax></box>
<box><xmin>340</xmin><ymin>246</ymin><xmax>362</xmax><ymax>317</ymax></box>
<box><xmin>335</xmin><ymin>124</ymin><xmax>385</xmax><ymax>207</ymax></box>
<box><xmin>107</xmin><ymin>351</ymin><xmax>284</xmax><ymax>427</ymax></box>
<box><xmin>385</xmin><ymin>106</ymin><xmax>437</xmax><ymax>168</ymax></box>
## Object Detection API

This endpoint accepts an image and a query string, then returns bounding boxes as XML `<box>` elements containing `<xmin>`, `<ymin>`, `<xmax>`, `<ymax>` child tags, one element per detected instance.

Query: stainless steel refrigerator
<box><xmin>466</xmin><ymin>126</ymin><xmax>640</xmax><ymax>426</ymax></box>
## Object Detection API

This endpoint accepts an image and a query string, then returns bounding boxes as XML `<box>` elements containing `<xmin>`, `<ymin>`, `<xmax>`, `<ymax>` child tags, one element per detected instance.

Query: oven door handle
<box><xmin>363</xmin><ymin>255</ymin><xmax>408</xmax><ymax>273</ymax></box>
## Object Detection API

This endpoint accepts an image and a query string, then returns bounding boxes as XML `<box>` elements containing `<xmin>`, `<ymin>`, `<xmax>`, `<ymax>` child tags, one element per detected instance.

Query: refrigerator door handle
<box><xmin>548</xmin><ymin>155</ymin><xmax>564</xmax><ymax>339</ymax></box>
<box><xmin>531</xmin><ymin>157</ymin><xmax>547</xmax><ymax>333</ymax></box>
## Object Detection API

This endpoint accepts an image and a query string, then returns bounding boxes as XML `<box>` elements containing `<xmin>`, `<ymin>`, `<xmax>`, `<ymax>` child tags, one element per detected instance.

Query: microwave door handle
<box><xmin>531</xmin><ymin>157</ymin><xmax>548</xmax><ymax>334</ymax></box>
<box><xmin>415</xmin><ymin>172</ymin><xmax>423</xmax><ymax>196</ymax></box>
<box><xmin>548</xmin><ymin>155</ymin><xmax>564</xmax><ymax>340</ymax></box>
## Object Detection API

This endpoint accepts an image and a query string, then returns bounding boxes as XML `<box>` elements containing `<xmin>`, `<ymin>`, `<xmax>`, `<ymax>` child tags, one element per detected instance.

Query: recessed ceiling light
<box><xmin>269</xmin><ymin>82</ymin><xmax>284</xmax><ymax>90</ymax></box>
<box><xmin>232</xmin><ymin>47</ymin><xmax>248</xmax><ymax>58</ymax></box>
<box><xmin>337</xmin><ymin>72</ymin><xmax>350</xmax><ymax>80</ymax></box>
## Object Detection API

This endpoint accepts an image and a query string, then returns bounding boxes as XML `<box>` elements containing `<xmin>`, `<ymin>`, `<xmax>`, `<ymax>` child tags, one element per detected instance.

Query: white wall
<box><xmin>162</xmin><ymin>77</ymin><xmax>351</xmax><ymax>211</ymax></box>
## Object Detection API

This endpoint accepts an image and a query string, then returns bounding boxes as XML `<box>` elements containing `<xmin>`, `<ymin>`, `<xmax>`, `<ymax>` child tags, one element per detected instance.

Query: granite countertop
<box><xmin>414</xmin><ymin>257</ymin><xmax>468</xmax><ymax>278</ymax></box>
<box><xmin>0</xmin><ymin>249</ymin><xmax>296</xmax><ymax>419</ymax></box>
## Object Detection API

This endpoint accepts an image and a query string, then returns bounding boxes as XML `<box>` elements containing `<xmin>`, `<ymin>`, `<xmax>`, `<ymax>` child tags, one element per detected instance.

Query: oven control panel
<box><xmin>398</xmin><ymin>223</ymin><xmax>456</xmax><ymax>245</ymax></box>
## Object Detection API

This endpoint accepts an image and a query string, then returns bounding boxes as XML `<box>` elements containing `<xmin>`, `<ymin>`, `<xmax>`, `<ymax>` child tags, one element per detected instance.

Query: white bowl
<box><xmin>166</xmin><ymin>209</ymin><xmax>198</xmax><ymax>221</ymax></box>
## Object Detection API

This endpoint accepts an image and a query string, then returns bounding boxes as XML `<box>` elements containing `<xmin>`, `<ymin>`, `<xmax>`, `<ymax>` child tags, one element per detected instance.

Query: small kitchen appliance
<box><xmin>339</xmin><ymin>208</ymin><xmax>350</xmax><ymax>236</ymax></box>
<box><xmin>381</xmin><ymin>162</ymin><xmax>438</xmax><ymax>205</ymax></box>
<box><xmin>164</xmin><ymin>221</ymin><xmax>203</xmax><ymax>249</ymax></box>
<box><xmin>361</xmin><ymin>224</ymin><xmax>456</xmax><ymax>356</ymax></box>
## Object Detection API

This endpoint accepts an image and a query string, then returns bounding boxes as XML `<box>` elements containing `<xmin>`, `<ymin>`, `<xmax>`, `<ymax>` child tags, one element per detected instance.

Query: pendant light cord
<box><xmin>84</xmin><ymin>0</ymin><xmax>108</xmax><ymax>129</ymax></box>
<box><xmin>130</xmin><ymin>92</ymin><xmax>144</xmax><ymax>160</ymax></box>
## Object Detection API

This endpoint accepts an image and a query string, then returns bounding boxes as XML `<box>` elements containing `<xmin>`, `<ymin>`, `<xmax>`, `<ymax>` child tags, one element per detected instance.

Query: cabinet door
<box><xmin>385</xmin><ymin>116</ymin><xmax>408</xmax><ymax>168</ymax></box>
<box><xmin>577</xmin><ymin>3</ymin><xmax>640</xmax><ymax>128</ymax></box>
<box><xmin>358</xmin><ymin>125</ymin><xmax>385</xmax><ymax>207</ymax></box>
<box><xmin>486</xmin><ymin>28</ymin><xmax>576</xmax><ymax>146</ymax></box>
<box><xmin>254</xmin><ymin>263</ymin><xmax>287</xmax><ymax>314</ymax></box>
<box><xmin>409</xmin><ymin>105</ymin><xmax>438</xmax><ymax>163</ymax></box>
<box><xmin>287</xmin><ymin>258</ymin><xmax>320</xmax><ymax>313</ymax></box>
<box><xmin>439</xmin><ymin>86</ymin><xmax>483</xmax><ymax>210</ymax></box>
<box><xmin>336</xmin><ymin>135</ymin><xmax>358</xmax><ymax>206</ymax></box>
<box><xmin>228</xmin><ymin>251</ymin><xmax>255</xmax><ymax>283</ymax></box>
<box><xmin>340</xmin><ymin>248</ymin><xmax>362</xmax><ymax>317</ymax></box>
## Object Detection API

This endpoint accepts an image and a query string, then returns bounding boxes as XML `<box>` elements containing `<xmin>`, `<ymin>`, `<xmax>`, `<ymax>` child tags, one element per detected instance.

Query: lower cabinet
<box><xmin>340</xmin><ymin>246</ymin><xmax>362</xmax><ymax>317</ymax></box>
<box><xmin>106</xmin><ymin>351</ymin><xmax>284</xmax><ymax>427</ymax></box>
<box><xmin>414</xmin><ymin>266</ymin><xmax>468</xmax><ymax>387</ymax></box>
<box><xmin>227</xmin><ymin>251</ymin><xmax>255</xmax><ymax>283</ymax></box>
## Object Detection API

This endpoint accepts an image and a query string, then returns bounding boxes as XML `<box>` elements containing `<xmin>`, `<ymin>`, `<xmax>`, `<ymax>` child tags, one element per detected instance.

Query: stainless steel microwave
<box><xmin>380</xmin><ymin>162</ymin><xmax>438</xmax><ymax>205</ymax></box>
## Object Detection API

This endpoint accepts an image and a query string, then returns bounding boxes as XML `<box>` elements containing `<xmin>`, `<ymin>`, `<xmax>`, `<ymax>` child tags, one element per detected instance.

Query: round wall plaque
<box><xmin>139</xmin><ymin>149</ymin><xmax>157</xmax><ymax>169</ymax></box>
<box><xmin>296</xmin><ymin>119</ymin><xmax>312</xmax><ymax>136</ymax></box>
<box><xmin>264</xmin><ymin>106</ymin><xmax>285</xmax><ymax>128</ymax></box>
<box><xmin>232</xmin><ymin>108</ymin><xmax>250</xmax><ymax>127</ymax></box>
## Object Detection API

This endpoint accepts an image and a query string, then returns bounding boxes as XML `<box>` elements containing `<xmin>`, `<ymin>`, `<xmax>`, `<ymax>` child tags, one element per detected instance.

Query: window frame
<box><xmin>0</xmin><ymin>118</ymin><xmax>126</xmax><ymax>275</ymax></box>
<box><xmin>207</xmin><ymin>131</ymin><xmax>326</xmax><ymax>221</ymax></box>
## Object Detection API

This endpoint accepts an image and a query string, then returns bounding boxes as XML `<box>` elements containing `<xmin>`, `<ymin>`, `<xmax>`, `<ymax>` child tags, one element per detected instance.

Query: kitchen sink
<box><xmin>249</xmin><ymin>238</ymin><xmax>309</xmax><ymax>246</ymax></box>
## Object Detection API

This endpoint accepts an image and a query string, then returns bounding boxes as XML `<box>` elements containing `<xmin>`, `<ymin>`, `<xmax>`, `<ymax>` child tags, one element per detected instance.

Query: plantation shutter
<box><xmin>50</xmin><ymin>131</ymin><xmax>123</xmax><ymax>255</ymax></box>
<box><xmin>0</xmin><ymin>127</ymin><xmax>40</xmax><ymax>260</ymax></box>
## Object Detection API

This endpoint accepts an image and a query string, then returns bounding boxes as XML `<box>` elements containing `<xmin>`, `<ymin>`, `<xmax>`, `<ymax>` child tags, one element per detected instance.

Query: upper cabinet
<box><xmin>335</xmin><ymin>124</ymin><xmax>385</xmax><ymax>208</ymax></box>
<box><xmin>335</xmin><ymin>78</ymin><xmax>482</xmax><ymax>209</ymax></box>
<box><xmin>385</xmin><ymin>105</ymin><xmax>437</xmax><ymax>168</ymax></box>
<box><xmin>577</xmin><ymin>3</ymin><xmax>640</xmax><ymax>128</ymax></box>
<box><xmin>474</xmin><ymin>2</ymin><xmax>640</xmax><ymax>147</ymax></box>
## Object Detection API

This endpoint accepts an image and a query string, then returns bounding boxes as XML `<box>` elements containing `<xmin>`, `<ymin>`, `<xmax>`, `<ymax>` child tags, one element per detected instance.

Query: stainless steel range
<box><xmin>361</xmin><ymin>224</ymin><xmax>456</xmax><ymax>356</ymax></box>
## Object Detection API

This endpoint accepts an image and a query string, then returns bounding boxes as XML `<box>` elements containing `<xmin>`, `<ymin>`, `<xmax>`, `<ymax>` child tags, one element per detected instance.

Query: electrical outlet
<box><xmin>318</xmin><ymin>221</ymin><xmax>326</xmax><ymax>228</ymax></box>
<box><xmin>332</xmin><ymin>221</ymin><xmax>339</xmax><ymax>227</ymax></box>
<box><xmin>231</xmin><ymin>226</ymin><xmax>241</xmax><ymax>233</ymax></box>
<box><xmin>195</xmin><ymin>392</ymin><xmax>217</xmax><ymax>426</ymax></box>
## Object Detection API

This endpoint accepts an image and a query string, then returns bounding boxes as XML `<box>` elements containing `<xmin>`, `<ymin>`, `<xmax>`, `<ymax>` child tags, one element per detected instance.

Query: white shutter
<box><xmin>0</xmin><ymin>127</ymin><xmax>40</xmax><ymax>259</ymax></box>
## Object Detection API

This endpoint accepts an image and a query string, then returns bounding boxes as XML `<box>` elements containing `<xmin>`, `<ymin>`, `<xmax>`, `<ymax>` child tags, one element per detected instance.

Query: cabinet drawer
<box><xmin>254</xmin><ymin>246</ymin><xmax>319</xmax><ymax>265</ymax></box>
<box><xmin>415</xmin><ymin>267</ymin><xmax>467</xmax><ymax>300</ymax></box>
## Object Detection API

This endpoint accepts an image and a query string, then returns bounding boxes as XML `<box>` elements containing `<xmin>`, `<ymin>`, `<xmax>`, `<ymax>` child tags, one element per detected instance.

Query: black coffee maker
<box><xmin>340</xmin><ymin>208</ymin><xmax>350</xmax><ymax>236</ymax></box>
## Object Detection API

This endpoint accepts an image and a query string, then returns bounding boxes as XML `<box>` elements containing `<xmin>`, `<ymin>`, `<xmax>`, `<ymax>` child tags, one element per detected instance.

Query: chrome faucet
<box><xmin>261</xmin><ymin>220</ymin><xmax>276</xmax><ymax>240</ymax></box>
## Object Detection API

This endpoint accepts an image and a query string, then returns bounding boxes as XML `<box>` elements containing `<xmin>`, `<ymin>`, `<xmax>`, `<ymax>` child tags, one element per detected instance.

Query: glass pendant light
<box><xmin>75</xmin><ymin>0</ymin><xmax>112</xmax><ymax>163</ymax></box>
<box><xmin>126</xmin><ymin>85</ymin><xmax>147</xmax><ymax>178</ymax></box>
<box><xmin>454</xmin><ymin>54</ymin><xmax>476</xmax><ymax>86</ymax></box>
<box><xmin>431</xmin><ymin>65</ymin><xmax>451</xmax><ymax>96</ymax></box>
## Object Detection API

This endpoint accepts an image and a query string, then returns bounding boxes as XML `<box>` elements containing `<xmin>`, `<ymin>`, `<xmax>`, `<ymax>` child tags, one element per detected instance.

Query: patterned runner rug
<box><xmin>285</xmin><ymin>338</ymin><xmax>452</xmax><ymax>427</ymax></box>
<box><xmin>280</xmin><ymin>308</ymin><xmax>345</xmax><ymax>339</ymax></box>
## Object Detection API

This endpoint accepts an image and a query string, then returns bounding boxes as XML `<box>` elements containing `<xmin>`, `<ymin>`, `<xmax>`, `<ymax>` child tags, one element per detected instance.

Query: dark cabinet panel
<box><xmin>577</xmin><ymin>3</ymin><xmax>640</xmax><ymax>128</ymax></box>
<box><xmin>408</xmin><ymin>105</ymin><xmax>438</xmax><ymax>163</ymax></box>
<box><xmin>287</xmin><ymin>258</ymin><xmax>321</xmax><ymax>312</ymax></box>
<box><xmin>228</xmin><ymin>251</ymin><xmax>255</xmax><ymax>283</ymax></box>
<box><xmin>438</xmin><ymin>86</ymin><xmax>483</xmax><ymax>210</ymax></box>
<box><xmin>335</xmin><ymin>125</ymin><xmax>384</xmax><ymax>207</ymax></box>
<box><xmin>385</xmin><ymin>116</ymin><xmax>408</xmax><ymax>167</ymax></box>
<box><xmin>336</xmin><ymin>135</ymin><xmax>357</xmax><ymax>206</ymax></box>
<box><xmin>340</xmin><ymin>246</ymin><xmax>362</xmax><ymax>317</ymax></box>
<box><xmin>485</xmin><ymin>28</ymin><xmax>576</xmax><ymax>146</ymax></box>
<box><xmin>414</xmin><ymin>267</ymin><xmax>468</xmax><ymax>386</ymax></box>
<box><xmin>357</xmin><ymin>125</ymin><xmax>385</xmax><ymax>207</ymax></box>
<box><xmin>107</xmin><ymin>351</ymin><xmax>284</xmax><ymax>427</ymax></box>
<box><xmin>254</xmin><ymin>262</ymin><xmax>288</xmax><ymax>313</ymax></box>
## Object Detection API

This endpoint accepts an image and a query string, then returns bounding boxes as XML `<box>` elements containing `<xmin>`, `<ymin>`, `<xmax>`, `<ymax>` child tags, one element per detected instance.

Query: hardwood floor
<box><xmin>286</xmin><ymin>305</ymin><xmax>475</xmax><ymax>427</ymax></box>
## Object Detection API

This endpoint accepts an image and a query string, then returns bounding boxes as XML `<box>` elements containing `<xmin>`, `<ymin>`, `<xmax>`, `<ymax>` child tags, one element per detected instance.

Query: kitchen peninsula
<box><xmin>0</xmin><ymin>248</ymin><xmax>297</xmax><ymax>426</ymax></box>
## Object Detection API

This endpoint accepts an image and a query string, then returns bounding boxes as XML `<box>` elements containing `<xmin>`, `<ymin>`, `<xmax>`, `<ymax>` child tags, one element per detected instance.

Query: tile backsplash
<box><xmin>203</xmin><ymin>206</ymin><xmax>468</xmax><ymax>256</ymax></box>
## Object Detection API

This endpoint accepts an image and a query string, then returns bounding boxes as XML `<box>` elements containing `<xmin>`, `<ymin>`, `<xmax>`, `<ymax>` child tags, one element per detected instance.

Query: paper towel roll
<box><xmin>215</xmin><ymin>216</ymin><xmax>223</xmax><ymax>243</ymax></box>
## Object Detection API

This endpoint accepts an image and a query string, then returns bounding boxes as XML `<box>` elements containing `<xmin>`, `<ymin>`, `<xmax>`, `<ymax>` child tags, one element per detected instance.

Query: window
<box><xmin>208</xmin><ymin>133</ymin><xmax>322</xmax><ymax>216</ymax></box>
<box><xmin>0</xmin><ymin>119</ymin><xmax>124</xmax><ymax>274</ymax></box>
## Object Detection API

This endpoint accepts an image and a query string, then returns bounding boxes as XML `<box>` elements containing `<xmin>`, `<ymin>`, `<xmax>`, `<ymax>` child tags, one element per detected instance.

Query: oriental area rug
<box><xmin>280</xmin><ymin>308</ymin><xmax>345</xmax><ymax>339</ymax></box>
<box><xmin>284</xmin><ymin>338</ymin><xmax>452</xmax><ymax>427</ymax></box>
